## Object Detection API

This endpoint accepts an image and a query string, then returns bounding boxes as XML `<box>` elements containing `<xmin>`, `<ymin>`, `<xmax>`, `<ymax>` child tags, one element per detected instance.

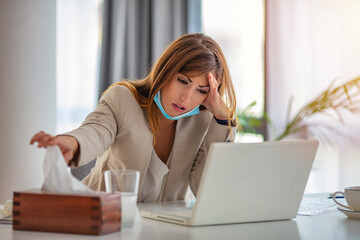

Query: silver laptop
<box><xmin>138</xmin><ymin>140</ymin><xmax>319</xmax><ymax>226</ymax></box>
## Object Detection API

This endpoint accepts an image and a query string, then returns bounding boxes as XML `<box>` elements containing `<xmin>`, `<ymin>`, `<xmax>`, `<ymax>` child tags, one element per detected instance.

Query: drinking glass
<box><xmin>104</xmin><ymin>170</ymin><xmax>140</xmax><ymax>228</ymax></box>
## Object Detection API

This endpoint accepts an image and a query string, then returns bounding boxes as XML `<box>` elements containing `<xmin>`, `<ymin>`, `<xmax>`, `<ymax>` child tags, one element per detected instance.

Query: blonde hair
<box><xmin>105</xmin><ymin>33</ymin><xmax>237</xmax><ymax>141</ymax></box>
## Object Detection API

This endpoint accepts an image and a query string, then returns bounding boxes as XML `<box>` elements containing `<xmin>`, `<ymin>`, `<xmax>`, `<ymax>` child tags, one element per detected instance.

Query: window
<box><xmin>202</xmin><ymin>0</ymin><xmax>265</xmax><ymax>142</ymax></box>
<box><xmin>266</xmin><ymin>1</ymin><xmax>360</xmax><ymax>193</ymax></box>
<box><xmin>56</xmin><ymin>0</ymin><xmax>103</xmax><ymax>134</ymax></box>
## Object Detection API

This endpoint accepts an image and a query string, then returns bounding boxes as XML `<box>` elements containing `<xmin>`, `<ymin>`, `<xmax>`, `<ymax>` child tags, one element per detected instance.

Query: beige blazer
<box><xmin>66</xmin><ymin>85</ymin><xmax>236</xmax><ymax>201</ymax></box>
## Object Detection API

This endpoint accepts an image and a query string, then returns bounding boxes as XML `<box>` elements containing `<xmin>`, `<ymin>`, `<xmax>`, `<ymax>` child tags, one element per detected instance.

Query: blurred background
<box><xmin>1</xmin><ymin>0</ymin><xmax>360</xmax><ymax>202</ymax></box>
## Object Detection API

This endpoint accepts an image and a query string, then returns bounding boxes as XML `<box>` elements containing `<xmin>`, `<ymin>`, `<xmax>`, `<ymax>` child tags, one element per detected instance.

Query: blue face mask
<box><xmin>153</xmin><ymin>91</ymin><xmax>200</xmax><ymax>120</ymax></box>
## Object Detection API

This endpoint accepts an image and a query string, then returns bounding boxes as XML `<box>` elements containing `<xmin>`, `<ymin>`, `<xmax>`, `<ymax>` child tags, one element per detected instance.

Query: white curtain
<box><xmin>267</xmin><ymin>0</ymin><xmax>360</xmax><ymax>192</ymax></box>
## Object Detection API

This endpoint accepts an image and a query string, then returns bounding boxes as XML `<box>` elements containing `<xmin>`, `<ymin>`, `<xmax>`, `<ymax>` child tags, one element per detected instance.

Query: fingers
<box><xmin>29</xmin><ymin>131</ymin><xmax>45</xmax><ymax>145</ymax></box>
<box><xmin>208</xmin><ymin>73</ymin><xmax>215</xmax><ymax>93</ymax></box>
<box><xmin>30</xmin><ymin>132</ymin><xmax>76</xmax><ymax>164</ymax></box>
<box><xmin>207</xmin><ymin>73</ymin><xmax>221</xmax><ymax>102</ymax></box>
<box><xmin>30</xmin><ymin>131</ymin><xmax>55</xmax><ymax>148</ymax></box>
<box><xmin>208</xmin><ymin>73</ymin><xmax>220</xmax><ymax>96</ymax></box>
<box><xmin>205</xmin><ymin>73</ymin><xmax>229</xmax><ymax>120</ymax></box>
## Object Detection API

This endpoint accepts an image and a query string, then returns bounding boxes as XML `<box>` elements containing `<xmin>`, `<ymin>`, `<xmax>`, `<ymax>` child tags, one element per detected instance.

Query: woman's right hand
<box><xmin>30</xmin><ymin>131</ymin><xmax>79</xmax><ymax>164</ymax></box>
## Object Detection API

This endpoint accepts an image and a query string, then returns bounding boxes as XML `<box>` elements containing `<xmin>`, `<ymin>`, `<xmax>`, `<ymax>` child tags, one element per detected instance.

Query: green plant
<box><xmin>236</xmin><ymin>101</ymin><xmax>264</xmax><ymax>134</ymax></box>
<box><xmin>275</xmin><ymin>76</ymin><xmax>360</xmax><ymax>141</ymax></box>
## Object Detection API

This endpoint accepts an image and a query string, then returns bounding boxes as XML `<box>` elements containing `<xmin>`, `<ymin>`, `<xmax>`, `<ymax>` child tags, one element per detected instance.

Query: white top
<box><xmin>139</xmin><ymin>148</ymin><xmax>172</xmax><ymax>202</ymax></box>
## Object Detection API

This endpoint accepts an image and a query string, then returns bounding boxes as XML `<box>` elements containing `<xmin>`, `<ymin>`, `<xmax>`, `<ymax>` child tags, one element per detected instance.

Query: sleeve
<box><xmin>189</xmin><ymin>117</ymin><xmax>236</xmax><ymax>196</ymax></box>
<box><xmin>63</xmin><ymin>87</ymin><xmax>126</xmax><ymax>167</ymax></box>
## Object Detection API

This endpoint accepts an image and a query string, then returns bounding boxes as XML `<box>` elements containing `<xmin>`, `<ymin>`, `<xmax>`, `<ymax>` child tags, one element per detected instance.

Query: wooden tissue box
<box><xmin>12</xmin><ymin>189</ymin><xmax>121</xmax><ymax>235</ymax></box>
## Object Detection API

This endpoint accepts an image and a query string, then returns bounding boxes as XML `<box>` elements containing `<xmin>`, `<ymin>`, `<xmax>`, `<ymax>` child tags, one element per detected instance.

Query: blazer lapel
<box><xmin>161</xmin><ymin>113</ymin><xmax>210</xmax><ymax>200</ymax></box>
<box><xmin>136</xmin><ymin>108</ymin><xmax>154</xmax><ymax>197</ymax></box>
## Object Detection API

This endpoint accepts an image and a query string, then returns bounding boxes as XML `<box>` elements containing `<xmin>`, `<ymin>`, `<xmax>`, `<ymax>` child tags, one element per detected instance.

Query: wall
<box><xmin>0</xmin><ymin>1</ymin><xmax>56</xmax><ymax>202</ymax></box>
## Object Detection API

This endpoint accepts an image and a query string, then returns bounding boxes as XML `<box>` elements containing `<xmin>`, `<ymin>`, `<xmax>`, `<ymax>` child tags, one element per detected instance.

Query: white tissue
<box><xmin>0</xmin><ymin>200</ymin><xmax>12</xmax><ymax>222</ymax></box>
<box><xmin>41</xmin><ymin>146</ymin><xmax>92</xmax><ymax>194</ymax></box>
<box><xmin>40</xmin><ymin>146</ymin><xmax>142</xmax><ymax>226</ymax></box>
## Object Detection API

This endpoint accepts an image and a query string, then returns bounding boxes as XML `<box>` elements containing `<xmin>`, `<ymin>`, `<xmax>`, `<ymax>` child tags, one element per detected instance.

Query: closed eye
<box><xmin>177</xmin><ymin>78</ymin><xmax>188</xmax><ymax>85</ymax></box>
<box><xmin>198</xmin><ymin>89</ymin><xmax>209</xmax><ymax>95</ymax></box>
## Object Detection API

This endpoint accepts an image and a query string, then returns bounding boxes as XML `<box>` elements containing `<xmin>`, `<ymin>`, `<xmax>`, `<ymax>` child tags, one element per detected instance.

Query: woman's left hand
<box><xmin>202</xmin><ymin>73</ymin><xmax>229</xmax><ymax>120</ymax></box>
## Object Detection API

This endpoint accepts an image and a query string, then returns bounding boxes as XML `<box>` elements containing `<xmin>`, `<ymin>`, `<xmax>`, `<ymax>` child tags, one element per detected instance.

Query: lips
<box><xmin>172</xmin><ymin>103</ymin><xmax>186</xmax><ymax>112</ymax></box>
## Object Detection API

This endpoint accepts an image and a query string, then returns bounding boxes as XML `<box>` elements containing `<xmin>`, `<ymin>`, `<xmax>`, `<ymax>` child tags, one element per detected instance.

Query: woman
<box><xmin>30</xmin><ymin>33</ymin><xmax>238</xmax><ymax>202</ymax></box>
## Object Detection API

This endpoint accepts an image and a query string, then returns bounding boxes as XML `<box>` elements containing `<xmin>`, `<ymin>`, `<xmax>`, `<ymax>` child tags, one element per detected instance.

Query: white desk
<box><xmin>1</xmin><ymin>198</ymin><xmax>359</xmax><ymax>240</ymax></box>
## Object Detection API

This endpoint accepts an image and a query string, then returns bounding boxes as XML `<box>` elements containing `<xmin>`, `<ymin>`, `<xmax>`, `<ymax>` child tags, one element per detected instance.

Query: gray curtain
<box><xmin>98</xmin><ymin>0</ymin><xmax>202</xmax><ymax>97</ymax></box>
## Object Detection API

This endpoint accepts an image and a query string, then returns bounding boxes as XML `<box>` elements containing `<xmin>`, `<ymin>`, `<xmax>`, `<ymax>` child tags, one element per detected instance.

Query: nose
<box><xmin>180</xmin><ymin>89</ymin><xmax>193</xmax><ymax>104</ymax></box>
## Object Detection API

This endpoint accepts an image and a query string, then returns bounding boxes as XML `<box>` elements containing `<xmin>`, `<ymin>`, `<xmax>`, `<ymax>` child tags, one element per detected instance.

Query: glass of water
<box><xmin>104</xmin><ymin>170</ymin><xmax>140</xmax><ymax>228</ymax></box>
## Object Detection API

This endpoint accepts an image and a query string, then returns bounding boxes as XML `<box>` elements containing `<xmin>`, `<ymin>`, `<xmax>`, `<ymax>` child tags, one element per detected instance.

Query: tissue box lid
<box><xmin>12</xmin><ymin>189</ymin><xmax>121</xmax><ymax>235</ymax></box>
